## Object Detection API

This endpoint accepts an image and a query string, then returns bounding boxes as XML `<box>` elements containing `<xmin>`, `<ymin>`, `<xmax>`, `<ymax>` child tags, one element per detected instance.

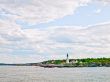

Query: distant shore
<box><xmin>0</xmin><ymin>58</ymin><xmax>110</xmax><ymax>68</ymax></box>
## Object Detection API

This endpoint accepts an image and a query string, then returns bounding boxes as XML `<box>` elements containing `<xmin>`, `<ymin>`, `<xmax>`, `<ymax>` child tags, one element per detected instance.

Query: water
<box><xmin>0</xmin><ymin>66</ymin><xmax>110</xmax><ymax>82</ymax></box>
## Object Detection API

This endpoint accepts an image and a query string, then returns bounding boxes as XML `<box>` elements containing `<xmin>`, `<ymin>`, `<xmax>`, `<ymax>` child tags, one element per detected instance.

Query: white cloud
<box><xmin>0</xmin><ymin>0</ymin><xmax>110</xmax><ymax>63</ymax></box>
<box><xmin>0</xmin><ymin>0</ymin><xmax>91</xmax><ymax>24</ymax></box>
<box><xmin>94</xmin><ymin>9</ymin><xmax>102</xmax><ymax>14</ymax></box>
<box><xmin>0</xmin><ymin>54</ymin><xmax>46</xmax><ymax>64</ymax></box>
<box><xmin>0</xmin><ymin>0</ymin><xmax>109</xmax><ymax>25</ymax></box>
<box><xmin>95</xmin><ymin>0</ymin><xmax>110</xmax><ymax>5</ymax></box>
<box><xmin>22</xmin><ymin>23</ymin><xmax>110</xmax><ymax>58</ymax></box>
<box><xmin>0</xmin><ymin>20</ymin><xmax>110</xmax><ymax>63</ymax></box>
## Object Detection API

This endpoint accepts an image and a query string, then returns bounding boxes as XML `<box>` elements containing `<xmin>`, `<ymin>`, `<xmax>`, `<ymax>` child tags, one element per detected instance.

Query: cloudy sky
<box><xmin>0</xmin><ymin>0</ymin><xmax>110</xmax><ymax>63</ymax></box>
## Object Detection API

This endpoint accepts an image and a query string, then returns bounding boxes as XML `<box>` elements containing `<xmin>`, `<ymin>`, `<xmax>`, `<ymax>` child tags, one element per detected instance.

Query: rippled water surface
<box><xmin>0</xmin><ymin>66</ymin><xmax>110</xmax><ymax>82</ymax></box>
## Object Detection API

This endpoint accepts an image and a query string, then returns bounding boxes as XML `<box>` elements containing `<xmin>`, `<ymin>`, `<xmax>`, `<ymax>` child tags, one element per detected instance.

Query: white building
<box><xmin>69</xmin><ymin>59</ymin><xmax>78</xmax><ymax>64</ymax></box>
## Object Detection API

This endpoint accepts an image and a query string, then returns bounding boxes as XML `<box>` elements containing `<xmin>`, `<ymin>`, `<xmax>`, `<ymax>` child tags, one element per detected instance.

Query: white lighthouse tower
<box><xmin>66</xmin><ymin>53</ymin><xmax>69</xmax><ymax>64</ymax></box>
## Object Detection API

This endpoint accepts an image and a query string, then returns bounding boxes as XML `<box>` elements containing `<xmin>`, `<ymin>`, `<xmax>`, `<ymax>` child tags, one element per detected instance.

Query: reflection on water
<box><xmin>0</xmin><ymin>66</ymin><xmax>110</xmax><ymax>82</ymax></box>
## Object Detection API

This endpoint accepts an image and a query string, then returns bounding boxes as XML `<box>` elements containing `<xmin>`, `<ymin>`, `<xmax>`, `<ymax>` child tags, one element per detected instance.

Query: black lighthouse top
<box><xmin>67</xmin><ymin>53</ymin><xmax>69</xmax><ymax>58</ymax></box>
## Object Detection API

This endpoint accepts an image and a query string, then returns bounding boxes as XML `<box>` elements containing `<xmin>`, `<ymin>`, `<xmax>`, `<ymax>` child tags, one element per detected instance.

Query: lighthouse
<box><xmin>66</xmin><ymin>53</ymin><xmax>69</xmax><ymax>64</ymax></box>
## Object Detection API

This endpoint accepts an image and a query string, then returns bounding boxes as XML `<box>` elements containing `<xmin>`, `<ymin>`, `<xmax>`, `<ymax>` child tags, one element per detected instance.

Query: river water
<box><xmin>0</xmin><ymin>66</ymin><xmax>110</xmax><ymax>82</ymax></box>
